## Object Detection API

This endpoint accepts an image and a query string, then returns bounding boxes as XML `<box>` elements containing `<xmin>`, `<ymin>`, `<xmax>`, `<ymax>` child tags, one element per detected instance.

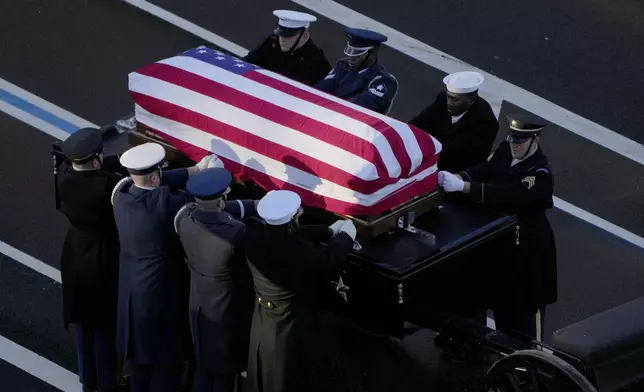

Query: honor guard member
<box><xmin>314</xmin><ymin>28</ymin><xmax>398</xmax><ymax>114</ymax></box>
<box><xmin>174</xmin><ymin>168</ymin><xmax>258</xmax><ymax>392</ymax></box>
<box><xmin>244</xmin><ymin>190</ymin><xmax>356</xmax><ymax>392</ymax></box>
<box><xmin>58</xmin><ymin>128</ymin><xmax>125</xmax><ymax>392</ymax></box>
<box><xmin>111</xmin><ymin>143</ymin><xmax>220</xmax><ymax>392</ymax></box>
<box><xmin>437</xmin><ymin>114</ymin><xmax>557</xmax><ymax>341</ymax></box>
<box><xmin>409</xmin><ymin>71</ymin><xmax>498</xmax><ymax>173</ymax></box>
<box><xmin>244</xmin><ymin>10</ymin><xmax>332</xmax><ymax>86</ymax></box>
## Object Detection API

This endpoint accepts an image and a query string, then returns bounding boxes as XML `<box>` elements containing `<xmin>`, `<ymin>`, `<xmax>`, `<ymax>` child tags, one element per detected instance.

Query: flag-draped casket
<box><xmin>128</xmin><ymin>47</ymin><xmax>442</xmax><ymax>216</ymax></box>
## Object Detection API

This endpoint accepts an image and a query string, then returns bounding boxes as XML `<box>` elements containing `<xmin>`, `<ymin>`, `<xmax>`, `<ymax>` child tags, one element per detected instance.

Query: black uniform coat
<box><xmin>244</xmin><ymin>224</ymin><xmax>353</xmax><ymax>392</ymax></box>
<box><xmin>314</xmin><ymin>60</ymin><xmax>399</xmax><ymax>114</ymax></box>
<box><xmin>58</xmin><ymin>156</ymin><xmax>126</xmax><ymax>329</ymax></box>
<box><xmin>174</xmin><ymin>200</ymin><xmax>256</xmax><ymax>376</ymax></box>
<box><xmin>244</xmin><ymin>35</ymin><xmax>332</xmax><ymax>86</ymax></box>
<box><xmin>409</xmin><ymin>91</ymin><xmax>499</xmax><ymax>173</ymax></box>
<box><xmin>458</xmin><ymin>142</ymin><xmax>557</xmax><ymax>313</ymax></box>
<box><xmin>112</xmin><ymin>169</ymin><xmax>192</xmax><ymax>366</ymax></box>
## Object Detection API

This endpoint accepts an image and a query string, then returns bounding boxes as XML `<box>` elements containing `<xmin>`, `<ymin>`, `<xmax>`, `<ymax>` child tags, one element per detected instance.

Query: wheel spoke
<box><xmin>527</xmin><ymin>365</ymin><xmax>542</xmax><ymax>392</ymax></box>
<box><xmin>485</xmin><ymin>350</ymin><xmax>597</xmax><ymax>392</ymax></box>
<box><xmin>505</xmin><ymin>372</ymin><xmax>522</xmax><ymax>392</ymax></box>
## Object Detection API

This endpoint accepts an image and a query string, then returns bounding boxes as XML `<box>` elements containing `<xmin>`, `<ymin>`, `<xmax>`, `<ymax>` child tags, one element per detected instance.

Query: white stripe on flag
<box><xmin>129</xmin><ymin>72</ymin><xmax>379</xmax><ymax>181</ymax></box>
<box><xmin>255</xmin><ymin>68</ymin><xmax>429</xmax><ymax>174</ymax></box>
<box><xmin>157</xmin><ymin>56</ymin><xmax>403</xmax><ymax>178</ymax></box>
<box><xmin>135</xmin><ymin>104</ymin><xmax>437</xmax><ymax>207</ymax></box>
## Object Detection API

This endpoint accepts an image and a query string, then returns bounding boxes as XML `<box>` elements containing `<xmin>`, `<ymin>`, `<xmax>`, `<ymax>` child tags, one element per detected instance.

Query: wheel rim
<box><xmin>485</xmin><ymin>352</ymin><xmax>594</xmax><ymax>392</ymax></box>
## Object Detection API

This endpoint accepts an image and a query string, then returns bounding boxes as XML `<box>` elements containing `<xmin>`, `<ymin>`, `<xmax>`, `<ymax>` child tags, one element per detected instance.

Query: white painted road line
<box><xmin>0</xmin><ymin>78</ymin><xmax>98</xmax><ymax>131</ymax></box>
<box><xmin>0</xmin><ymin>100</ymin><xmax>71</xmax><ymax>141</ymax></box>
<box><xmin>290</xmin><ymin>0</ymin><xmax>644</xmax><ymax>167</ymax></box>
<box><xmin>0</xmin><ymin>241</ymin><xmax>62</xmax><ymax>283</ymax></box>
<box><xmin>121</xmin><ymin>0</ymin><xmax>249</xmax><ymax>56</ymax></box>
<box><xmin>0</xmin><ymin>335</ymin><xmax>80</xmax><ymax>392</ymax></box>
<box><xmin>554</xmin><ymin>197</ymin><xmax>644</xmax><ymax>249</ymax></box>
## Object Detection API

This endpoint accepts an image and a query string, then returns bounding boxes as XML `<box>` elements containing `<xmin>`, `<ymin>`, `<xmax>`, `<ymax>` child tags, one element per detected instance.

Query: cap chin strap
<box><xmin>348</xmin><ymin>49</ymin><xmax>372</xmax><ymax>71</ymax></box>
<box><xmin>287</xmin><ymin>29</ymin><xmax>305</xmax><ymax>54</ymax></box>
<box><xmin>521</xmin><ymin>137</ymin><xmax>536</xmax><ymax>160</ymax></box>
<box><xmin>286</xmin><ymin>220</ymin><xmax>298</xmax><ymax>235</ymax></box>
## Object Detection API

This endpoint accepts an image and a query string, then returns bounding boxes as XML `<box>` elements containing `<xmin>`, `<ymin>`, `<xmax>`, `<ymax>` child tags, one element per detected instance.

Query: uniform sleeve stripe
<box><xmin>173</xmin><ymin>204</ymin><xmax>191</xmax><ymax>234</ymax></box>
<box><xmin>111</xmin><ymin>177</ymin><xmax>133</xmax><ymax>206</ymax></box>
<box><xmin>236</xmin><ymin>199</ymin><xmax>245</xmax><ymax>219</ymax></box>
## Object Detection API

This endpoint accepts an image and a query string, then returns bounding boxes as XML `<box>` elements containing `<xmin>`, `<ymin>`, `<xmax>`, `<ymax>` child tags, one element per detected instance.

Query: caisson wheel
<box><xmin>484</xmin><ymin>349</ymin><xmax>597</xmax><ymax>392</ymax></box>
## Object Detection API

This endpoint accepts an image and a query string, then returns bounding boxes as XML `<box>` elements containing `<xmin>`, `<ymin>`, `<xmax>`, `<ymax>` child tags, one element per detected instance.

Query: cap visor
<box><xmin>507</xmin><ymin>132</ymin><xmax>536</xmax><ymax>143</ymax></box>
<box><xmin>343</xmin><ymin>44</ymin><xmax>371</xmax><ymax>57</ymax></box>
<box><xmin>274</xmin><ymin>26</ymin><xmax>301</xmax><ymax>37</ymax></box>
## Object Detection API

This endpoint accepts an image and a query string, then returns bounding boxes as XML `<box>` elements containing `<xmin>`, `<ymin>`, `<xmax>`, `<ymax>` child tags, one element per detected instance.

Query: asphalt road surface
<box><xmin>1</xmin><ymin>0</ymin><xmax>644</xmax><ymax>391</ymax></box>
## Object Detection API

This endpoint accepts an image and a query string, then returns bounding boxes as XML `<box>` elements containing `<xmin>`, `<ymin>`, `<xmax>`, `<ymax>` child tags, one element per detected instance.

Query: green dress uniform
<box><xmin>244</xmin><ymin>191</ymin><xmax>355</xmax><ymax>392</ymax></box>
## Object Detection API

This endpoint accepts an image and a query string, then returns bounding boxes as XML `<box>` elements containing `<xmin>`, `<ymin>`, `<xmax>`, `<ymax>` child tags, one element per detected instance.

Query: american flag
<box><xmin>128</xmin><ymin>47</ymin><xmax>442</xmax><ymax>216</ymax></box>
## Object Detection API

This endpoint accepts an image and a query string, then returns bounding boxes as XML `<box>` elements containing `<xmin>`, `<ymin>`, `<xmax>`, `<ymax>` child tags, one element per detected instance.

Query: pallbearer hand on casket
<box><xmin>337</xmin><ymin>220</ymin><xmax>357</xmax><ymax>241</ymax></box>
<box><xmin>195</xmin><ymin>154</ymin><xmax>225</xmax><ymax>171</ymax></box>
<box><xmin>438</xmin><ymin>171</ymin><xmax>465</xmax><ymax>192</ymax></box>
<box><xmin>329</xmin><ymin>220</ymin><xmax>347</xmax><ymax>236</ymax></box>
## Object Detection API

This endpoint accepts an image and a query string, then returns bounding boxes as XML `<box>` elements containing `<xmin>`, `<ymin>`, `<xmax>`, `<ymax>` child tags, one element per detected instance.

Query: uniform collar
<box><xmin>339</xmin><ymin>60</ymin><xmax>384</xmax><ymax>77</ymax></box>
<box><xmin>360</xmin><ymin>61</ymin><xmax>385</xmax><ymax>77</ymax></box>
<box><xmin>192</xmin><ymin>207</ymin><xmax>234</xmax><ymax>224</ymax></box>
<box><xmin>134</xmin><ymin>184</ymin><xmax>156</xmax><ymax>191</ymax></box>
<box><xmin>510</xmin><ymin>145</ymin><xmax>542</xmax><ymax>167</ymax></box>
<box><xmin>451</xmin><ymin>111</ymin><xmax>467</xmax><ymax>124</ymax></box>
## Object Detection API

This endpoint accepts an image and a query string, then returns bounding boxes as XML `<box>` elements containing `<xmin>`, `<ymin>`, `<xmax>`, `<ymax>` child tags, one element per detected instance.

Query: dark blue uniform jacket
<box><xmin>174</xmin><ymin>200</ymin><xmax>256</xmax><ymax>375</ymax></box>
<box><xmin>112</xmin><ymin>169</ymin><xmax>192</xmax><ymax>365</ymax></box>
<box><xmin>314</xmin><ymin>59</ymin><xmax>398</xmax><ymax>115</ymax></box>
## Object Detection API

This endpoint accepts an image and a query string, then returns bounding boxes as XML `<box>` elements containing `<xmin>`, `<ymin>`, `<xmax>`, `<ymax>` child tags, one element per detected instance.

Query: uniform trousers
<box><xmin>493</xmin><ymin>307</ymin><xmax>546</xmax><ymax>342</ymax></box>
<box><xmin>129</xmin><ymin>360</ymin><xmax>183</xmax><ymax>392</ymax></box>
<box><xmin>75</xmin><ymin>324</ymin><xmax>118</xmax><ymax>392</ymax></box>
<box><xmin>195</xmin><ymin>369</ymin><xmax>236</xmax><ymax>392</ymax></box>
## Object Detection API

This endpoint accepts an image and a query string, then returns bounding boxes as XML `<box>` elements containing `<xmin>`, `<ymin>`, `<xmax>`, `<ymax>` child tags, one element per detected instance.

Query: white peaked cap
<box><xmin>273</xmin><ymin>10</ymin><xmax>317</xmax><ymax>29</ymax></box>
<box><xmin>119</xmin><ymin>142</ymin><xmax>165</xmax><ymax>171</ymax></box>
<box><xmin>257</xmin><ymin>190</ymin><xmax>302</xmax><ymax>226</ymax></box>
<box><xmin>443</xmin><ymin>71</ymin><xmax>484</xmax><ymax>94</ymax></box>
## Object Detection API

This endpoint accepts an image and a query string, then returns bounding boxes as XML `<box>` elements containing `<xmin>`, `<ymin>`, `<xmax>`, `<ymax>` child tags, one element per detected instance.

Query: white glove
<box><xmin>196</xmin><ymin>154</ymin><xmax>224</xmax><ymax>170</ymax></box>
<box><xmin>338</xmin><ymin>220</ymin><xmax>357</xmax><ymax>241</ymax></box>
<box><xmin>196</xmin><ymin>154</ymin><xmax>213</xmax><ymax>170</ymax></box>
<box><xmin>438</xmin><ymin>171</ymin><xmax>464</xmax><ymax>192</ymax></box>
<box><xmin>437</xmin><ymin>171</ymin><xmax>446</xmax><ymax>186</ymax></box>
<box><xmin>329</xmin><ymin>220</ymin><xmax>346</xmax><ymax>236</ymax></box>
<box><xmin>209</xmin><ymin>156</ymin><xmax>225</xmax><ymax>169</ymax></box>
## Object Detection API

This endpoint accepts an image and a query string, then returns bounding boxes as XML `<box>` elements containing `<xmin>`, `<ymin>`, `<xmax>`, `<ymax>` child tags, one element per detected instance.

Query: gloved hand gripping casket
<box><xmin>128</xmin><ymin>47</ymin><xmax>442</xmax><ymax>216</ymax></box>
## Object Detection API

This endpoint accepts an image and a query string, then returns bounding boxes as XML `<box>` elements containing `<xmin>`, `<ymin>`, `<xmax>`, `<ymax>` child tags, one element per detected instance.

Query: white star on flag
<box><xmin>234</xmin><ymin>63</ymin><xmax>245</xmax><ymax>68</ymax></box>
<box><xmin>233</xmin><ymin>58</ymin><xmax>243</xmax><ymax>63</ymax></box>
<box><xmin>215</xmin><ymin>56</ymin><xmax>225</xmax><ymax>60</ymax></box>
<box><xmin>197</xmin><ymin>50</ymin><xmax>207</xmax><ymax>54</ymax></box>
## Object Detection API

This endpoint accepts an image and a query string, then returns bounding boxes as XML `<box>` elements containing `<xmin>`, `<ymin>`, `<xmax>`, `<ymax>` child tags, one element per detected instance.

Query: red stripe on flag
<box><xmin>408</xmin><ymin>125</ymin><xmax>440</xmax><ymax>175</ymax></box>
<box><xmin>245</xmin><ymin>71</ymin><xmax>415</xmax><ymax>177</ymax></box>
<box><xmin>133</xmin><ymin>92</ymin><xmax>404</xmax><ymax>195</ymax></box>
<box><xmin>136</xmin><ymin>121</ymin><xmax>437</xmax><ymax>215</ymax></box>
<box><xmin>136</xmin><ymin>63</ymin><xmax>389</xmax><ymax>180</ymax></box>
